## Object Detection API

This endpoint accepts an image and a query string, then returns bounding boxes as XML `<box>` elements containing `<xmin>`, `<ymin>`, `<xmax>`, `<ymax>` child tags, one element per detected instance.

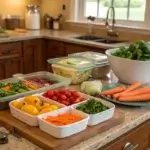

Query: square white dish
<box><xmin>73</xmin><ymin>96</ymin><xmax>115</xmax><ymax>126</ymax></box>
<box><xmin>37</xmin><ymin>107</ymin><xmax>89</xmax><ymax>138</ymax></box>
<box><xmin>9</xmin><ymin>96</ymin><xmax>66</xmax><ymax>126</ymax></box>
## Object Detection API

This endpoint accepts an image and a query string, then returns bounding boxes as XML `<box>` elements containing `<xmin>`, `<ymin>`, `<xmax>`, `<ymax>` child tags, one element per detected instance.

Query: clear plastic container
<box><xmin>47</xmin><ymin>57</ymin><xmax>95</xmax><ymax>84</ymax></box>
<box><xmin>13</xmin><ymin>71</ymin><xmax>71</xmax><ymax>88</ymax></box>
<box><xmin>72</xmin><ymin>96</ymin><xmax>115</xmax><ymax>126</ymax></box>
<box><xmin>69</xmin><ymin>52</ymin><xmax>110</xmax><ymax>78</ymax></box>
<box><xmin>38</xmin><ymin>107</ymin><xmax>89</xmax><ymax>138</ymax></box>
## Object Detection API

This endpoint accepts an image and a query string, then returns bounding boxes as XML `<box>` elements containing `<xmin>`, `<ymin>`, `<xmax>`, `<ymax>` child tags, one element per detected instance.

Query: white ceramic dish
<box><xmin>9</xmin><ymin>96</ymin><xmax>66</xmax><ymax>126</ymax></box>
<box><xmin>106</xmin><ymin>48</ymin><xmax>150</xmax><ymax>84</ymax></box>
<box><xmin>38</xmin><ymin>107</ymin><xmax>89</xmax><ymax>138</ymax></box>
<box><xmin>73</xmin><ymin>96</ymin><xmax>115</xmax><ymax>126</ymax></box>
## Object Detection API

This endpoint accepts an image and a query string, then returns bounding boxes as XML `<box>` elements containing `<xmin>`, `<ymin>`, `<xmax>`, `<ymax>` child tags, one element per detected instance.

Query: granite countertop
<box><xmin>0</xmin><ymin>29</ymin><xmax>128</xmax><ymax>49</ymax></box>
<box><xmin>1</xmin><ymin>106</ymin><xmax>150</xmax><ymax>150</ymax></box>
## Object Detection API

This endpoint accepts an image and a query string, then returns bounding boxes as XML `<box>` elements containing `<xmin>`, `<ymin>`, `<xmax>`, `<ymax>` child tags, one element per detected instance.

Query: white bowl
<box><xmin>38</xmin><ymin>107</ymin><xmax>89</xmax><ymax>138</ymax></box>
<box><xmin>9</xmin><ymin>96</ymin><xmax>66</xmax><ymax>126</ymax></box>
<box><xmin>73</xmin><ymin>97</ymin><xmax>115</xmax><ymax>126</ymax></box>
<box><xmin>106</xmin><ymin>48</ymin><xmax>150</xmax><ymax>84</ymax></box>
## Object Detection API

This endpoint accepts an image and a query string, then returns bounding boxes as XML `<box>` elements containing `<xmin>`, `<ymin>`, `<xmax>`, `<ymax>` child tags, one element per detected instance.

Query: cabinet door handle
<box><xmin>2</xmin><ymin>50</ymin><xmax>12</xmax><ymax>55</ymax></box>
<box><xmin>123</xmin><ymin>142</ymin><xmax>138</xmax><ymax>150</ymax></box>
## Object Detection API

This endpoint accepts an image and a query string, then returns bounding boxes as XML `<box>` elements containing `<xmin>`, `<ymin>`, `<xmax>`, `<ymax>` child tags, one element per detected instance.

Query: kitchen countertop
<box><xmin>0</xmin><ymin>29</ymin><xmax>128</xmax><ymax>49</ymax></box>
<box><xmin>1</xmin><ymin>74</ymin><xmax>150</xmax><ymax>150</ymax></box>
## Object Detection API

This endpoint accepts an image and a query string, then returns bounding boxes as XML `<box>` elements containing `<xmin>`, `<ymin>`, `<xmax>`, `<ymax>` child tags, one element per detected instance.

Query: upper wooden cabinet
<box><xmin>47</xmin><ymin>40</ymin><xmax>66</xmax><ymax>59</ymax></box>
<box><xmin>23</xmin><ymin>39</ymin><xmax>46</xmax><ymax>74</ymax></box>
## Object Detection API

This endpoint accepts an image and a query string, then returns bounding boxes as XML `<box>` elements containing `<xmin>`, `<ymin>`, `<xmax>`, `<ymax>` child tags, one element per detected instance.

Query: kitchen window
<box><xmin>75</xmin><ymin>0</ymin><xmax>149</xmax><ymax>27</ymax></box>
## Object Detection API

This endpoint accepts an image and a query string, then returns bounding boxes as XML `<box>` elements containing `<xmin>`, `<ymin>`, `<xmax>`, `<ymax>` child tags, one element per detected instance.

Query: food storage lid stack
<box><xmin>69</xmin><ymin>51</ymin><xmax>109</xmax><ymax>67</ymax></box>
<box><xmin>47</xmin><ymin>56</ymin><xmax>95</xmax><ymax>70</ymax></box>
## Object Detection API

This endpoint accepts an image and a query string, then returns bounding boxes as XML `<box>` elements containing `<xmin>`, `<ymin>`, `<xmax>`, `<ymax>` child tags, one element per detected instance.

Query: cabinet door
<box><xmin>0</xmin><ymin>60</ymin><xmax>7</xmax><ymax>79</ymax></box>
<box><xmin>23</xmin><ymin>41</ymin><xmax>34</xmax><ymax>73</ymax></box>
<box><xmin>65</xmin><ymin>44</ymin><xmax>89</xmax><ymax>55</ymax></box>
<box><xmin>34</xmin><ymin>39</ymin><xmax>46</xmax><ymax>72</ymax></box>
<box><xmin>47</xmin><ymin>40</ymin><xmax>65</xmax><ymax>59</ymax></box>
<box><xmin>23</xmin><ymin>39</ymin><xmax>46</xmax><ymax>73</ymax></box>
<box><xmin>104</xmin><ymin>121</ymin><xmax>150</xmax><ymax>150</ymax></box>
<box><xmin>65</xmin><ymin>44</ymin><xmax>106</xmax><ymax>55</ymax></box>
<box><xmin>7</xmin><ymin>58</ymin><xmax>23</xmax><ymax>78</ymax></box>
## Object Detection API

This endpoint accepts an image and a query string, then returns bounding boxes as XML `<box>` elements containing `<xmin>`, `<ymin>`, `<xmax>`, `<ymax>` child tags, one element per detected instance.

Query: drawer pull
<box><xmin>2</xmin><ymin>50</ymin><xmax>12</xmax><ymax>55</ymax></box>
<box><xmin>123</xmin><ymin>142</ymin><xmax>138</xmax><ymax>150</ymax></box>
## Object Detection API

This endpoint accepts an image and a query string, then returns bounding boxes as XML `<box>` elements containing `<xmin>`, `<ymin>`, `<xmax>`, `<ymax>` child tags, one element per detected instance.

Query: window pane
<box><xmin>98</xmin><ymin>0</ymin><xmax>111</xmax><ymax>18</ymax></box>
<box><xmin>84</xmin><ymin>0</ymin><xmax>98</xmax><ymax>17</ymax></box>
<box><xmin>113</xmin><ymin>0</ymin><xmax>128</xmax><ymax>20</ymax></box>
<box><xmin>129</xmin><ymin>0</ymin><xmax>146</xmax><ymax>21</ymax></box>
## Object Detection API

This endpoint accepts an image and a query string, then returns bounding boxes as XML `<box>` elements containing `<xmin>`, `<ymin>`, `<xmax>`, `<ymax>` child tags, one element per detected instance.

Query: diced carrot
<box><xmin>118</xmin><ymin>94</ymin><xmax>150</xmax><ymax>102</ymax></box>
<box><xmin>100</xmin><ymin>85</ymin><xmax>126</xmax><ymax>96</ymax></box>
<box><xmin>43</xmin><ymin>112</ymin><xmax>83</xmax><ymax>126</ymax></box>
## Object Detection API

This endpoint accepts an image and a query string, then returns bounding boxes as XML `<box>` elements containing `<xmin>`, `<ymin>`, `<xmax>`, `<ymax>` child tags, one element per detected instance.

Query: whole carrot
<box><xmin>113</xmin><ymin>82</ymin><xmax>141</xmax><ymax>99</ymax></box>
<box><xmin>100</xmin><ymin>85</ymin><xmax>125</xmax><ymax>96</ymax></box>
<box><xmin>118</xmin><ymin>94</ymin><xmax>150</xmax><ymax>102</ymax></box>
<box><xmin>119</xmin><ymin>88</ymin><xmax>150</xmax><ymax>97</ymax></box>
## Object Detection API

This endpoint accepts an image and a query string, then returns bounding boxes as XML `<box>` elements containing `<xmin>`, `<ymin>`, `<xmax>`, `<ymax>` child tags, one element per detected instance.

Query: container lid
<box><xmin>69</xmin><ymin>51</ymin><xmax>108</xmax><ymax>65</ymax></box>
<box><xmin>47</xmin><ymin>56</ymin><xmax>95</xmax><ymax>70</ymax></box>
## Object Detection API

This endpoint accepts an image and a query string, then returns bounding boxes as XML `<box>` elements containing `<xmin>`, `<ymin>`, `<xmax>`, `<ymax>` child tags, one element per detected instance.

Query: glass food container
<box><xmin>69</xmin><ymin>51</ymin><xmax>110</xmax><ymax>78</ymax></box>
<box><xmin>47</xmin><ymin>56</ymin><xmax>95</xmax><ymax>84</ymax></box>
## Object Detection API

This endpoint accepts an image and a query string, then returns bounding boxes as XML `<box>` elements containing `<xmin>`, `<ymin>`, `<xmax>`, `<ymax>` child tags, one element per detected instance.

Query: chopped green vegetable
<box><xmin>112</xmin><ymin>40</ymin><xmax>150</xmax><ymax>61</ymax></box>
<box><xmin>0</xmin><ymin>83</ymin><xmax>5</xmax><ymax>88</ymax></box>
<box><xmin>76</xmin><ymin>99</ymin><xmax>109</xmax><ymax>114</ymax></box>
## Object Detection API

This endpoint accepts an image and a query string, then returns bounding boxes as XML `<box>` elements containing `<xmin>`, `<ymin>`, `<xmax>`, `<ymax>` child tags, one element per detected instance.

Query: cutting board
<box><xmin>0</xmin><ymin>110</ymin><xmax>124</xmax><ymax>150</ymax></box>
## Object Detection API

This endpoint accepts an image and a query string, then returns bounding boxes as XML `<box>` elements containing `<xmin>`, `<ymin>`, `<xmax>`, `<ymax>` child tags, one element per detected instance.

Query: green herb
<box><xmin>112</xmin><ymin>40</ymin><xmax>150</xmax><ymax>61</ymax></box>
<box><xmin>76</xmin><ymin>99</ymin><xmax>109</xmax><ymax>114</ymax></box>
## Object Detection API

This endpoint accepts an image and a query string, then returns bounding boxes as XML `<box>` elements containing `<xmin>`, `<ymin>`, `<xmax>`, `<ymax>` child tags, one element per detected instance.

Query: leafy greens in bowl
<box><xmin>111</xmin><ymin>41</ymin><xmax>150</xmax><ymax>61</ymax></box>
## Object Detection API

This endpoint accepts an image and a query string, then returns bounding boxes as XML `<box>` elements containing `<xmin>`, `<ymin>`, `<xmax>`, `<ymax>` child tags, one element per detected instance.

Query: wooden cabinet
<box><xmin>0</xmin><ymin>60</ymin><xmax>7</xmax><ymax>79</ymax></box>
<box><xmin>23</xmin><ymin>39</ymin><xmax>46</xmax><ymax>74</ymax></box>
<box><xmin>0</xmin><ymin>42</ymin><xmax>23</xmax><ymax>79</ymax></box>
<box><xmin>7</xmin><ymin>58</ymin><xmax>23</xmax><ymax>77</ymax></box>
<box><xmin>47</xmin><ymin>40</ymin><xmax>65</xmax><ymax>59</ymax></box>
<box><xmin>102</xmin><ymin>121</ymin><xmax>150</xmax><ymax>150</ymax></box>
<box><xmin>65</xmin><ymin>43</ymin><xmax>106</xmax><ymax>55</ymax></box>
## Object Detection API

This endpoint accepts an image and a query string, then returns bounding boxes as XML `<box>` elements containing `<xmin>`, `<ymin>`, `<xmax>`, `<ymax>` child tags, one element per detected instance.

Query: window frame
<box><xmin>75</xmin><ymin>0</ymin><xmax>150</xmax><ymax>28</ymax></box>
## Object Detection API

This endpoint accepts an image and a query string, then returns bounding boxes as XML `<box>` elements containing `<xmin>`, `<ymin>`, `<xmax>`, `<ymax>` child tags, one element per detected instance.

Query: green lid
<box><xmin>47</xmin><ymin>56</ymin><xmax>95</xmax><ymax>70</ymax></box>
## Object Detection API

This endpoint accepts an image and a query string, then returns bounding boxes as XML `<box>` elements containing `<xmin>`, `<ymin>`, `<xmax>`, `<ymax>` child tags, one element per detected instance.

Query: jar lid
<box><xmin>69</xmin><ymin>51</ymin><xmax>108</xmax><ymax>65</ymax></box>
<box><xmin>47</xmin><ymin>56</ymin><xmax>95</xmax><ymax>70</ymax></box>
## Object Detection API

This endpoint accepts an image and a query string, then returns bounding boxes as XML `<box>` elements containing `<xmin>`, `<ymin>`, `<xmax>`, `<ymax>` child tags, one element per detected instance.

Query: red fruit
<box><xmin>43</xmin><ymin>93</ymin><xmax>48</xmax><ymax>98</ymax></box>
<box><xmin>47</xmin><ymin>90</ymin><xmax>54</xmax><ymax>98</ymax></box>
<box><xmin>52</xmin><ymin>96</ymin><xmax>57</xmax><ymax>101</ymax></box>
<box><xmin>60</xmin><ymin>95</ymin><xmax>67</xmax><ymax>101</ymax></box>
<box><xmin>71</xmin><ymin>91</ymin><xmax>80</xmax><ymax>97</ymax></box>
<box><xmin>61</xmin><ymin>101</ymin><xmax>70</xmax><ymax>106</ymax></box>
<box><xmin>64</xmin><ymin>91</ymin><xmax>71</xmax><ymax>97</ymax></box>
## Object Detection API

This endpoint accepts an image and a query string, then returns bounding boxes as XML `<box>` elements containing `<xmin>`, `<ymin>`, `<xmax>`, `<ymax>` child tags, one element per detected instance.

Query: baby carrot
<box><xmin>100</xmin><ymin>85</ymin><xmax>125</xmax><ymax>96</ymax></box>
<box><xmin>113</xmin><ymin>82</ymin><xmax>141</xmax><ymax>99</ymax></box>
<box><xmin>118</xmin><ymin>94</ymin><xmax>150</xmax><ymax>102</ymax></box>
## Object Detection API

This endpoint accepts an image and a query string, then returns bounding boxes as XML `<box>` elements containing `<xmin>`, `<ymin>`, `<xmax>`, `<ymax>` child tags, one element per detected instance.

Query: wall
<box><xmin>0</xmin><ymin>0</ymin><xmax>41</xmax><ymax>17</ymax></box>
<box><xmin>41</xmin><ymin>0</ymin><xmax>70</xmax><ymax>27</ymax></box>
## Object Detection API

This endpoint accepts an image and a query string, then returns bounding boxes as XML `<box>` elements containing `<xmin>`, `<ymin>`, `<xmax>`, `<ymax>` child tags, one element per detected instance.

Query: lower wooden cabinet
<box><xmin>23</xmin><ymin>39</ymin><xmax>46</xmax><ymax>74</ymax></box>
<box><xmin>7</xmin><ymin>58</ymin><xmax>23</xmax><ymax>77</ymax></box>
<box><xmin>0</xmin><ymin>60</ymin><xmax>7</xmax><ymax>79</ymax></box>
<box><xmin>102</xmin><ymin>121</ymin><xmax>150</xmax><ymax>150</ymax></box>
<box><xmin>0</xmin><ymin>58</ymin><xmax>23</xmax><ymax>79</ymax></box>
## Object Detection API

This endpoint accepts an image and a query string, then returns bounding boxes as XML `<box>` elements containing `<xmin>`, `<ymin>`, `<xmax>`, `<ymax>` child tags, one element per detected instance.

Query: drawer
<box><xmin>0</xmin><ymin>42</ymin><xmax>22</xmax><ymax>59</ymax></box>
<box><xmin>104</xmin><ymin>121</ymin><xmax>150</xmax><ymax>150</ymax></box>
